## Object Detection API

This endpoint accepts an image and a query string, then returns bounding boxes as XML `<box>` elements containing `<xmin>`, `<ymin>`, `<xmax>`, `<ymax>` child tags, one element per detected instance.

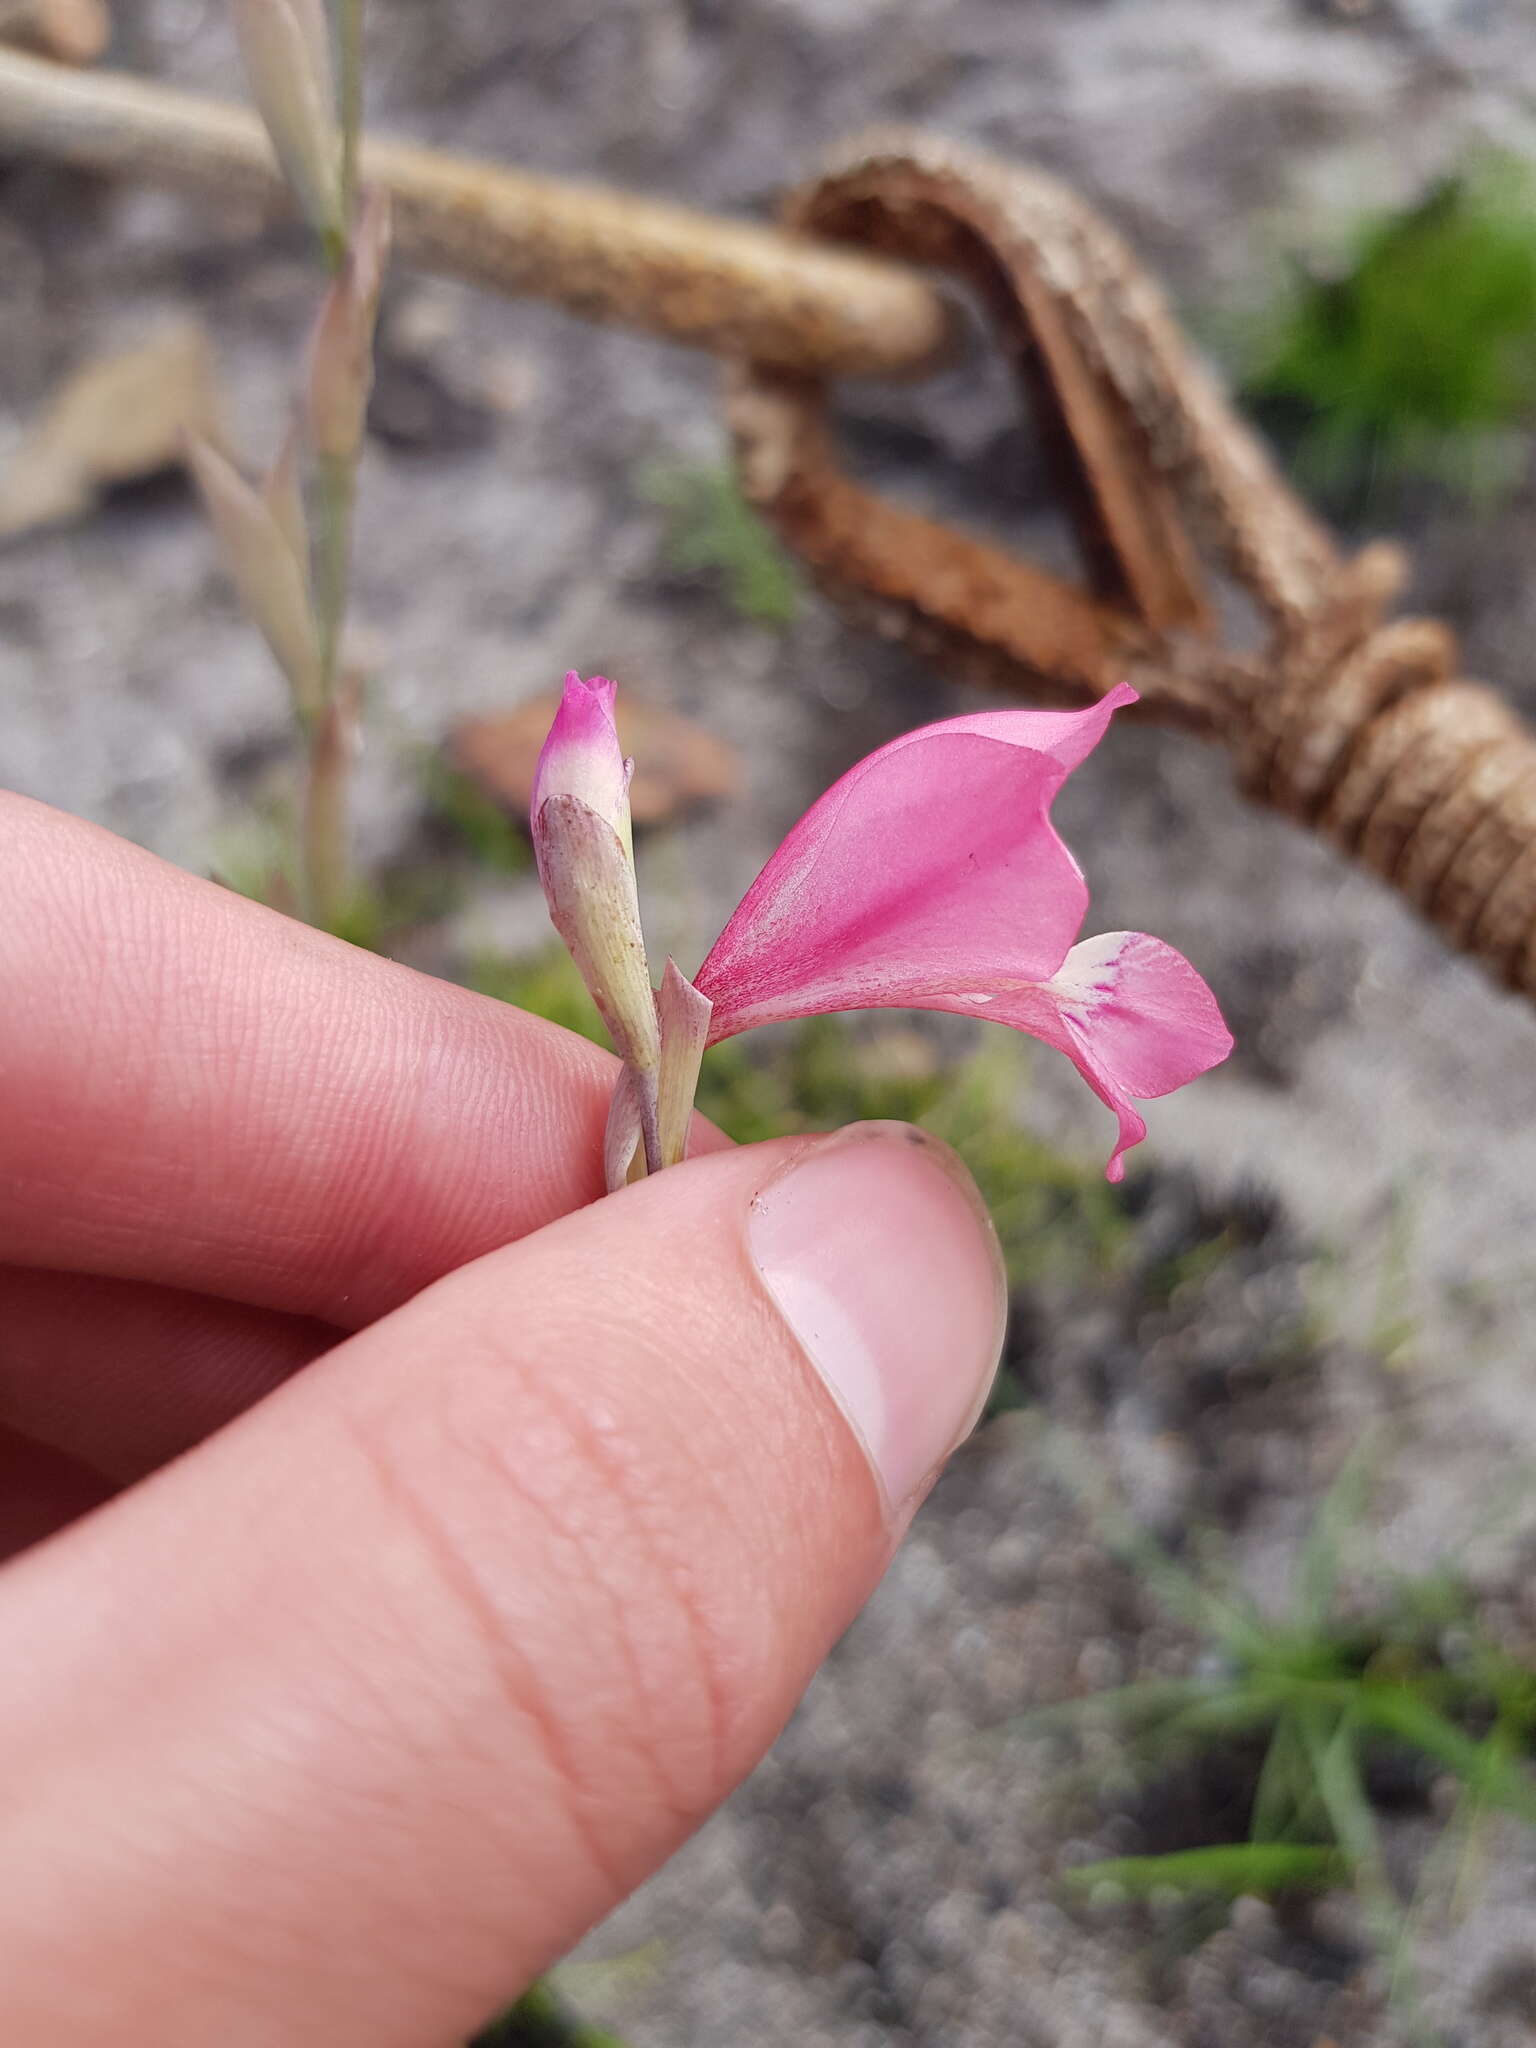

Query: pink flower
<box><xmin>536</xmin><ymin>676</ymin><xmax>1231</xmax><ymax>1185</ymax></box>
<box><xmin>692</xmin><ymin>682</ymin><xmax>1230</xmax><ymax>1180</ymax></box>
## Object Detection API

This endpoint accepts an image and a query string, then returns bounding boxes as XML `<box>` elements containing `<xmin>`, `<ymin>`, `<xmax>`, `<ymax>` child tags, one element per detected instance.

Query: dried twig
<box><xmin>0</xmin><ymin>46</ymin><xmax>952</xmax><ymax>380</ymax></box>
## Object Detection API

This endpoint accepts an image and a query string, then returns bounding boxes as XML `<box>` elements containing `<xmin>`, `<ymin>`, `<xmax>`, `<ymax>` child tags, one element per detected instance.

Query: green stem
<box><xmin>299</xmin><ymin>681</ymin><xmax>356</xmax><ymax>932</ymax></box>
<box><xmin>296</xmin><ymin>447</ymin><xmax>359</xmax><ymax>928</ymax></box>
<box><xmin>314</xmin><ymin>449</ymin><xmax>357</xmax><ymax>703</ymax></box>
<box><xmin>334</xmin><ymin>0</ymin><xmax>364</xmax><ymax>224</ymax></box>
<box><xmin>301</xmin><ymin>0</ymin><xmax>367</xmax><ymax>933</ymax></box>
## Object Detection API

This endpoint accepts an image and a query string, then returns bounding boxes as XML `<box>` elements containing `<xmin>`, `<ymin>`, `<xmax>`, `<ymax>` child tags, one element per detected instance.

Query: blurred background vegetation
<box><xmin>1243</xmin><ymin>152</ymin><xmax>1536</xmax><ymax>507</ymax></box>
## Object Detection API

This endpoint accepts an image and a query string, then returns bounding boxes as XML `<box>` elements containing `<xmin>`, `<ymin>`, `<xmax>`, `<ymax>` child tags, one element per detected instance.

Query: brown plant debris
<box><xmin>451</xmin><ymin>692</ymin><xmax>741</xmax><ymax>830</ymax></box>
<box><xmin>0</xmin><ymin>323</ymin><xmax>221</xmax><ymax>539</ymax></box>
<box><xmin>0</xmin><ymin>0</ymin><xmax>109</xmax><ymax>66</ymax></box>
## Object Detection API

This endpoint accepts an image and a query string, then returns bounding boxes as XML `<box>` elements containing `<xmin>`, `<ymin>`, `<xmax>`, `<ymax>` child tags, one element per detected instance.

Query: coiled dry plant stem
<box><xmin>6</xmin><ymin>57</ymin><xmax>1536</xmax><ymax>993</ymax></box>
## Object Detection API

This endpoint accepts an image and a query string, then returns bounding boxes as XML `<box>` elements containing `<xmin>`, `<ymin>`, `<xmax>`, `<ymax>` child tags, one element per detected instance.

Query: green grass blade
<box><xmin>1294</xmin><ymin>1434</ymin><xmax>1378</xmax><ymax>1634</ymax></box>
<box><xmin>1299</xmin><ymin>1705</ymin><xmax>1406</xmax><ymax>1961</ymax></box>
<box><xmin>991</xmin><ymin>1677</ymin><xmax>1218</xmax><ymax>1740</ymax></box>
<box><xmin>471</xmin><ymin>1978</ymin><xmax>628</xmax><ymax>2046</ymax></box>
<box><xmin>1156</xmin><ymin>1686</ymin><xmax>1287</xmax><ymax>1741</ymax></box>
<box><xmin>1353</xmin><ymin>1686</ymin><xmax>1536</xmax><ymax>1826</ymax></box>
<box><xmin>1249</xmin><ymin>1710</ymin><xmax>1318</xmax><ymax>1844</ymax></box>
<box><xmin>1064</xmin><ymin>1843</ymin><xmax>1346</xmax><ymax>1899</ymax></box>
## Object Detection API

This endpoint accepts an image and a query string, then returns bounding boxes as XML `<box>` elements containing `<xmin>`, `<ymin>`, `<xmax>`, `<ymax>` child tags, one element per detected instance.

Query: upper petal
<box><xmin>696</xmin><ymin>687</ymin><xmax>1136</xmax><ymax>1041</ymax></box>
<box><xmin>912</xmin><ymin>681</ymin><xmax>1139</xmax><ymax>773</ymax></box>
<box><xmin>929</xmin><ymin>931</ymin><xmax>1232</xmax><ymax>1181</ymax></box>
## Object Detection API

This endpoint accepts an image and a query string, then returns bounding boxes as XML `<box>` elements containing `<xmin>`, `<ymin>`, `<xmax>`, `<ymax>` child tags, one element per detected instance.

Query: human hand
<box><xmin>0</xmin><ymin>792</ymin><xmax>1005</xmax><ymax>2045</ymax></box>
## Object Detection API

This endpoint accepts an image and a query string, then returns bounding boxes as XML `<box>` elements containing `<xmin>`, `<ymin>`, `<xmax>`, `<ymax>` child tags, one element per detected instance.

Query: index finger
<box><xmin>0</xmin><ymin>793</ymin><xmax>719</xmax><ymax>1324</ymax></box>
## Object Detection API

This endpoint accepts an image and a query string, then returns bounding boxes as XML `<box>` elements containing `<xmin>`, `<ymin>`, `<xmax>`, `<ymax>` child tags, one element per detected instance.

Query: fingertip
<box><xmin>744</xmin><ymin>1121</ymin><xmax>1006</xmax><ymax>1514</ymax></box>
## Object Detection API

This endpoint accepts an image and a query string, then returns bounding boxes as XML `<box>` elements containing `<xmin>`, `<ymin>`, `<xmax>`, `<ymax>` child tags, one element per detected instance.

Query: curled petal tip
<box><xmin>567</xmin><ymin>670</ymin><xmax>618</xmax><ymax>711</ymax></box>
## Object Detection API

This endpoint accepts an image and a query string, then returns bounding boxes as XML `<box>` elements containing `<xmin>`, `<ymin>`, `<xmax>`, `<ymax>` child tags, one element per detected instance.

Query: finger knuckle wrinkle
<box><xmin>342</xmin><ymin>1399</ymin><xmax>631</xmax><ymax>1896</ymax></box>
<box><xmin>344</xmin><ymin>1357</ymin><xmax>735</xmax><ymax>1865</ymax></box>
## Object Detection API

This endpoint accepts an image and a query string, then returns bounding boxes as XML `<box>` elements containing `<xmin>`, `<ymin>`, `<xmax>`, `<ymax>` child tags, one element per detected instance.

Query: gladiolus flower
<box><xmin>535</xmin><ymin>676</ymin><xmax>1231</xmax><ymax>1187</ymax></box>
<box><xmin>694</xmin><ymin>682</ymin><xmax>1230</xmax><ymax>1179</ymax></box>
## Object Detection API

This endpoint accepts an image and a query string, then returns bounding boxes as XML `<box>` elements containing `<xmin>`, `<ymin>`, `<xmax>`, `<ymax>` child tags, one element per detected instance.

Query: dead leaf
<box><xmin>0</xmin><ymin>324</ymin><xmax>221</xmax><ymax>539</ymax></box>
<box><xmin>451</xmin><ymin>692</ymin><xmax>741</xmax><ymax>830</ymax></box>
<box><xmin>0</xmin><ymin>0</ymin><xmax>110</xmax><ymax>64</ymax></box>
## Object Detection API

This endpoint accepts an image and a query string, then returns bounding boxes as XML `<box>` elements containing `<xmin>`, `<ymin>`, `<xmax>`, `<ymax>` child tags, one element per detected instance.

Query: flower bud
<box><xmin>232</xmin><ymin>0</ymin><xmax>342</xmax><ymax>248</ymax></box>
<box><xmin>532</xmin><ymin>676</ymin><xmax>661</xmax><ymax>1111</ymax></box>
<box><xmin>305</xmin><ymin>186</ymin><xmax>392</xmax><ymax>465</ymax></box>
<box><xmin>532</xmin><ymin>673</ymin><xmax>633</xmax><ymax>856</ymax></box>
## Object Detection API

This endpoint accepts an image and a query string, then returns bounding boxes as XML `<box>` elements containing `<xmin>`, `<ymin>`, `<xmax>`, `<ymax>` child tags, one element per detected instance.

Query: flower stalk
<box><xmin>300</xmin><ymin>668</ymin><xmax>361</xmax><ymax>928</ymax></box>
<box><xmin>335</xmin><ymin>0</ymin><xmax>364</xmax><ymax>223</ymax></box>
<box><xmin>298</xmin><ymin>160</ymin><xmax>389</xmax><ymax>929</ymax></box>
<box><xmin>200</xmin><ymin>0</ymin><xmax>387</xmax><ymax>935</ymax></box>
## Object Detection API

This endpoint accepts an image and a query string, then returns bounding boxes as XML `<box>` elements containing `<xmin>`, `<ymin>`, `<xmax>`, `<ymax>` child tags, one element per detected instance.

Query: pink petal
<box><xmin>696</xmin><ymin>687</ymin><xmax>1136</xmax><ymax>1041</ymax></box>
<box><xmin>931</xmin><ymin>932</ymin><xmax>1233</xmax><ymax>1182</ymax></box>
<box><xmin>531</xmin><ymin>673</ymin><xmax>629</xmax><ymax>853</ymax></box>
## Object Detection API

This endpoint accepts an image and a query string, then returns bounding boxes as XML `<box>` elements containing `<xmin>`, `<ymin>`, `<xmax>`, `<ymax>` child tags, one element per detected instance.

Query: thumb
<box><xmin>0</xmin><ymin>1123</ymin><xmax>1003</xmax><ymax>2046</ymax></box>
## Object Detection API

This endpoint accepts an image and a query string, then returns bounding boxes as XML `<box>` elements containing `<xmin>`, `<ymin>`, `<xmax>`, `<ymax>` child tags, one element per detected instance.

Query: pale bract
<box><xmin>533</xmin><ymin>675</ymin><xmax>1232</xmax><ymax>1187</ymax></box>
<box><xmin>186</xmin><ymin>435</ymin><xmax>320</xmax><ymax>718</ymax></box>
<box><xmin>232</xmin><ymin>0</ymin><xmax>342</xmax><ymax>248</ymax></box>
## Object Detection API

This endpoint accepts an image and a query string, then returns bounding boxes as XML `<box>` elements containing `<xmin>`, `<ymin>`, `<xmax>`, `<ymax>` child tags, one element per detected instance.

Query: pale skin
<box><xmin>0</xmin><ymin>790</ymin><xmax>1004</xmax><ymax>2044</ymax></box>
